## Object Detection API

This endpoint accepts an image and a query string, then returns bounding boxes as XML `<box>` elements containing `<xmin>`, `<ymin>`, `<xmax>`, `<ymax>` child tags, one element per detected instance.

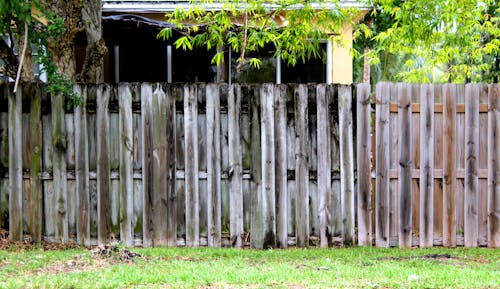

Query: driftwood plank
<box><xmin>207</xmin><ymin>84</ymin><xmax>221</xmax><ymax>247</ymax></box>
<box><xmin>295</xmin><ymin>84</ymin><xmax>309</xmax><ymax>248</ymax></box>
<box><xmin>356</xmin><ymin>83</ymin><xmax>372</xmax><ymax>246</ymax></box>
<box><xmin>74</xmin><ymin>85</ymin><xmax>90</xmax><ymax>246</ymax></box>
<box><xmin>97</xmin><ymin>85</ymin><xmax>111</xmax><ymax>245</ymax></box>
<box><xmin>118</xmin><ymin>84</ymin><xmax>134</xmax><ymax>246</ymax></box>
<box><xmin>397</xmin><ymin>83</ymin><xmax>412</xmax><ymax>248</ymax></box>
<box><xmin>152</xmin><ymin>84</ymin><xmax>168</xmax><ymax>246</ymax></box>
<box><xmin>420</xmin><ymin>84</ymin><xmax>435</xmax><ymax>248</ymax></box>
<box><xmin>261</xmin><ymin>84</ymin><xmax>276</xmax><ymax>248</ymax></box>
<box><xmin>228</xmin><ymin>84</ymin><xmax>243</xmax><ymax>248</ymax></box>
<box><xmin>339</xmin><ymin>85</ymin><xmax>355</xmax><ymax>245</ymax></box>
<box><xmin>28</xmin><ymin>84</ymin><xmax>42</xmax><ymax>242</ymax></box>
<box><xmin>465</xmin><ymin>84</ymin><xmax>479</xmax><ymax>247</ymax></box>
<box><xmin>184</xmin><ymin>84</ymin><xmax>199</xmax><ymax>247</ymax></box>
<box><xmin>443</xmin><ymin>84</ymin><xmax>457</xmax><ymax>247</ymax></box>
<box><xmin>8</xmin><ymin>87</ymin><xmax>23</xmax><ymax>241</ymax></box>
<box><xmin>250</xmin><ymin>86</ymin><xmax>264</xmax><ymax>249</ymax></box>
<box><xmin>141</xmin><ymin>83</ymin><xmax>153</xmax><ymax>247</ymax></box>
<box><xmin>275</xmin><ymin>84</ymin><xmax>288</xmax><ymax>248</ymax></box>
<box><xmin>166</xmin><ymin>85</ymin><xmax>177</xmax><ymax>247</ymax></box>
<box><xmin>488</xmin><ymin>84</ymin><xmax>500</xmax><ymax>248</ymax></box>
<box><xmin>375</xmin><ymin>83</ymin><xmax>390</xmax><ymax>247</ymax></box>
<box><xmin>317</xmin><ymin>84</ymin><xmax>331</xmax><ymax>247</ymax></box>
<box><xmin>52</xmin><ymin>90</ymin><xmax>68</xmax><ymax>243</ymax></box>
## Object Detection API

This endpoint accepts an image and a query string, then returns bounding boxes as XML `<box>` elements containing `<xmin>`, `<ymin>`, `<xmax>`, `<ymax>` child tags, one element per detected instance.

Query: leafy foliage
<box><xmin>158</xmin><ymin>0</ymin><xmax>359</xmax><ymax>70</ymax></box>
<box><xmin>355</xmin><ymin>0</ymin><xmax>500</xmax><ymax>83</ymax></box>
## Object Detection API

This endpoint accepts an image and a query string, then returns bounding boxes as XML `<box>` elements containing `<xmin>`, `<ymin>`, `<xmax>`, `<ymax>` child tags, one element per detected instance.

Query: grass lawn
<box><xmin>0</xmin><ymin>245</ymin><xmax>498</xmax><ymax>288</ymax></box>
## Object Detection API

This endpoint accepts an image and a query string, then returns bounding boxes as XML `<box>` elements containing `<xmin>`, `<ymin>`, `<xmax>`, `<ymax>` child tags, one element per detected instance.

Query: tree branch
<box><xmin>14</xmin><ymin>22</ymin><xmax>29</xmax><ymax>93</ymax></box>
<box><xmin>0</xmin><ymin>38</ymin><xmax>19</xmax><ymax>80</ymax></box>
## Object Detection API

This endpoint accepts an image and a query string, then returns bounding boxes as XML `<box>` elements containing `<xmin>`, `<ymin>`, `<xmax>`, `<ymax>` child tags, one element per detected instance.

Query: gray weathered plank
<box><xmin>141</xmin><ymin>83</ymin><xmax>153</xmax><ymax>247</ymax></box>
<box><xmin>420</xmin><ymin>84</ymin><xmax>435</xmax><ymax>248</ymax></box>
<box><xmin>184</xmin><ymin>84</ymin><xmax>199</xmax><ymax>247</ymax></box>
<box><xmin>228</xmin><ymin>84</ymin><xmax>243</xmax><ymax>248</ymax></box>
<box><xmin>339</xmin><ymin>85</ymin><xmax>355</xmax><ymax>245</ymax></box>
<box><xmin>28</xmin><ymin>84</ymin><xmax>42</xmax><ymax>242</ymax></box>
<box><xmin>166</xmin><ymin>85</ymin><xmax>177</xmax><ymax>247</ymax></box>
<box><xmin>275</xmin><ymin>84</ymin><xmax>288</xmax><ymax>248</ymax></box>
<box><xmin>487</xmin><ymin>84</ymin><xmax>500</xmax><ymax>248</ymax></box>
<box><xmin>52</xmin><ymin>90</ymin><xmax>68</xmax><ymax>243</ymax></box>
<box><xmin>375</xmin><ymin>83</ymin><xmax>390</xmax><ymax>247</ymax></box>
<box><xmin>295</xmin><ymin>84</ymin><xmax>309</xmax><ymax>248</ymax></box>
<box><xmin>8</xmin><ymin>86</ymin><xmax>23</xmax><ymax>241</ymax></box>
<box><xmin>465</xmin><ymin>83</ymin><xmax>479</xmax><ymax>247</ymax></box>
<box><xmin>397</xmin><ymin>83</ymin><xmax>412</xmax><ymax>248</ymax></box>
<box><xmin>261</xmin><ymin>84</ymin><xmax>276</xmax><ymax>248</ymax></box>
<box><xmin>250</xmin><ymin>85</ymin><xmax>264</xmax><ymax>249</ymax></box>
<box><xmin>118</xmin><ymin>83</ymin><xmax>134</xmax><ymax>246</ymax></box>
<box><xmin>356</xmin><ymin>83</ymin><xmax>372</xmax><ymax>246</ymax></box>
<box><xmin>317</xmin><ymin>84</ymin><xmax>331</xmax><ymax>248</ymax></box>
<box><xmin>443</xmin><ymin>84</ymin><xmax>457</xmax><ymax>247</ymax></box>
<box><xmin>207</xmin><ymin>83</ymin><xmax>222</xmax><ymax>247</ymax></box>
<box><xmin>152</xmin><ymin>84</ymin><xmax>168</xmax><ymax>246</ymax></box>
<box><xmin>97</xmin><ymin>85</ymin><xmax>111</xmax><ymax>245</ymax></box>
<box><xmin>74</xmin><ymin>84</ymin><xmax>90</xmax><ymax>246</ymax></box>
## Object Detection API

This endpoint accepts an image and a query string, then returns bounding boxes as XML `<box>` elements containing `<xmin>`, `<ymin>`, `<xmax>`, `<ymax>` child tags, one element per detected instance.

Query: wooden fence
<box><xmin>0</xmin><ymin>82</ymin><xmax>498</xmax><ymax>248</ymax></box>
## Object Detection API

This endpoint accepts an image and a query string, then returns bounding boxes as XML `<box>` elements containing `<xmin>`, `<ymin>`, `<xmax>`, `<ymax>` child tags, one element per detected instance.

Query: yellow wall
<box><xmin>331</xmin><ymin>25</ymin><xmax>353</xmax><ymax>84</ymax></box>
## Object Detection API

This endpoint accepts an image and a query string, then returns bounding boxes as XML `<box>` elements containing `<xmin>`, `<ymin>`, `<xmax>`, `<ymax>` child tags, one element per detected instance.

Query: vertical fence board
<box><xmin>207</xmin><ymin>84</ymin><xmax>221</xmax><ymax>247</ymax></box>
<box><xmin>329</xmin><ymin>86</ymin><xmax>341</xmax><ymax>238</ymax></box>
<box><xmin>97</xmin><ymin>85</ymin><xmax>111</xmax><ymax>245</ymax></box>
<box><xmin>27</xmin><ymin>84</ymin><xmax>42</xmax><ymax>242</ymax></box>
<box><xmin>316</xmin><ymin>84</ymin><xmax>331</xmax><ymax>248</ymax></box>
<box><xmin>488</xmin><ymin>84</ymin><xmax>500</xmax><ymax>248</ymax></box>
<box><xmin>152</xmin><ymin>84</ymin><xmax>168</xmax><ymax>246</ymax></box>
<box><xmin>8</xmin><ymin>87</ymin><xmax>23</xmax><ymax>241</ymax></box>
<box><xmin>375</xmin><ymin>83</ymin><xmax>390</xmax><ymax>247</ymax></box>
<box><xmin>118</xmin><ymin>84</ymin><xmax>134</xmax><ymax>246</ymax></box>
<box><xmin>250</xmin><ymin>86</ymin><xmax>264</xmax><ymax>249</ymax></box>
<box><xmin>356</xmin><ymin>83</ymin><xmax>372</xmax><ymax>246</ymax></box>
<box><xmin>397</xmin><ymin>83</ymin><xmax>412</xmax><ymax>248</ymax></box>
<box><xmin>295</xmin><ymin>85</ymin><xmax>309</xmax><ymax>247</ymax></box>
<box><xmin>141</xmin><ymin>84</ymin><xmax>153</xmax><ymax>247</ymax></box>
<box><xmin>74</xmin><ymin>85</ymin><xmax>90</xmax><ymax>246</ymax></box>
<box><xmin>52</xmin><ymin>90</ymin><xmax>68</xmax><ymax>243</ymax></box>
<box><xmin>443</xmin><ymin>84</ymin><xmax>457</xmax><ymax>247</ymax></box>
<box><xmin>420</xmin><ymin>84</ymin><xmax>435</xmax><ymax>248</ymax></box>
<box><xmin>261</xmin><ymin>84</ymin><xmax>276</xmax><ymax>248</ymax></box>
<box><xmin>433</xmin><ymin>86</ymin><xmax>444</xmax><ymax>243</ymax></box>
<box><xmin>166</xmin><ymin>85</ymin><xmax>177</xmax><ymax>247</ymax></box>
<box><xmin>0</xmin><ymin>110</ymin><xmax>7</xmax><ymax>230</ymax></box>
<box><xmin>228</xmin><ymin>85</ymin><xmax>243</xmax><ymax>248</ymax></box>
<box><xmin>275</xmin><ymin>85</ymin><xmax>288</xmax><ymax>248</ymax></box>
<box><xmin>465</xmin><ymin>84</ymin><xmax>479</xmax><ymax>247</ymax></box>
<box><xmin>184</xmin><ymin>84</ymin><xmax>199</xmax><ymax>247</ymax></box>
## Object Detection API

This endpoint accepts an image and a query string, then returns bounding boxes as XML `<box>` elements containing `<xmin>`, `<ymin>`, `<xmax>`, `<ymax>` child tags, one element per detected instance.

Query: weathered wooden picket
<box><xmin>0</xmin><ymin>82</ymin><xmax>499</xmax><ymax>248</ymax></box>
<box><xmin>357</xmin><ymin>82</ymin><xmax>500</xmax><ymax>248</ymax></box>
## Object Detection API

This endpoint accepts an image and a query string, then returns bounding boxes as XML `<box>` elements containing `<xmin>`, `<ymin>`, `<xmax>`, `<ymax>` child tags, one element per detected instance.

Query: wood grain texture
<box><xmin>397</xmin><ymin>83</ymin><xmax>412</xmax><ymax>248</ymax></box>
<box><xmin>141</xmin><ymin>83</ymin><xmax>153</xmax><ymax>247</ymax></box>
<box><xmin>184</xmin><ymin>84</ymin><xmax>199</xmax><ymax>247</ymax></box>
<box><xmin>206</xmin><ymin>84</ymin><xmax>221</xmax><ymax>247</ymax></box>
<box><xmin>464</xmin><ymin>84</ymin><xmax>479</xmax><ymax>247</ymax></box>
<box><xmin>118</xmin><ymin>84</ymin><xmax>134</xmax><ymax>246</ymax></box>
<box><xmin>274</xmin><ymin>84</ymin><xmax>288</xmax><ymax>248</ymax></box>
<box><xmin>74</xmin><ymin>85</ymin><xmax>90</xmax><ymax>246</ymax></box>
<box><xmin>166</xmin><ymin>85</ymin><xmax>177</xmax><ymax>247</ymax></box>
<box><xmin>442</xmin><ymin>84</ymin><xmax>457</xmax><ymax>247</ymax></box>
<box><xmin>295</xmin><ymin>84</ymin><xmax>309</xmax><ymax>248</ymax></box>
<box><xmin>420</xmin><ymin>84</ymin><xmax>435</xmax><ymax>248</ymax></box>
<box><xmin>228</xmin><ymin>84</ymin><xmax>243</xmax><ymax>248</ymax></box>
<box><xmin>356</xmin><ymin>83</ymin><xmax>372</xmax><ymax>246</ymax></box>
<box><xmin>250</xmin><ymin>86</ymin><xmax>263</xmax><ymax>249</ymax></box>
<box><xmin>97</xmin><ymin>85</ymin><xmax>111</xmax><ymax>245</ymax></box>
<box><xmin>487</xmin><ymin>84</ymin><xmax>500</xmax><ymax>248</ymax></box>
<box><xmin>375</xmin><ymin>83</ymin><xmax>390</xmax><ymax>247</ymax></box>
<box><xmin>261</xmin><ymin>84</ymin><xmax>276</xmax><ymax>248</ymax></box>
<box><xmin>28</xmin><ymin>84</ymin><xmax>42</xmax><ymax>242</ymax></box>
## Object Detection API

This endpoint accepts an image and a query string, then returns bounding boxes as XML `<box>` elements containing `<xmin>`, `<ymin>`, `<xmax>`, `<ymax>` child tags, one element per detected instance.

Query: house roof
<box><xmin>102</xmin><ymin>0</ymin><xmax>367</xmax><ymax>13</ymax></box>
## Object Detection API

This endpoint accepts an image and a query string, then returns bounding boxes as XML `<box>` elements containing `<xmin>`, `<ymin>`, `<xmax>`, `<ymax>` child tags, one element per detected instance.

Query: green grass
<box><xmin>0</xmin><ymin>246</ymin><xmax>498</xmax><ymax>288</ymax></box>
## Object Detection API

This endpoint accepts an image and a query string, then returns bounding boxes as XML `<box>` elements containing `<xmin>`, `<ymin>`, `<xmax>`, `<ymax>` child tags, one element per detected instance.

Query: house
<box><xmin>101</xmin><ymin>0</ymin><xmax>365</xmax><ymax>84</ymax></box>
